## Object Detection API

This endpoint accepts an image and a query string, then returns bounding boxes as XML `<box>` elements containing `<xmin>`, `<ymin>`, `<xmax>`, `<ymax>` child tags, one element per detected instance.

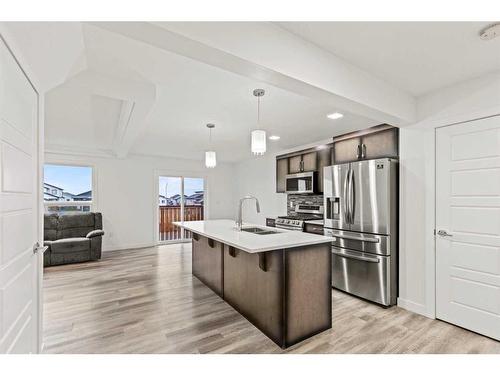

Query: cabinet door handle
<box><xmin>228</xmin><ymin>246</ymin><xmax>237</xmax><ymax>257</ymax></box>
<box><xmin>361</xmin><ymin>144</ymin><xmax>366</xmax><ymax>159</ymax></box>
<box><xmin>356</xmin><ymin>144</ymin><xmax>361</xmax><ymax>159</ymax></box>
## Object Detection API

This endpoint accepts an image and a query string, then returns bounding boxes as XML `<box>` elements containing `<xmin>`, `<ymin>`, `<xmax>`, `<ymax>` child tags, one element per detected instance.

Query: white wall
<box><xmin>233</xmin><ymin>138</ymin><xmax>333</xmax><ymax>225</ymax></box>
<box><xmin>45</xmin><ymin>151</ymin><xmax>236</xmax><ymax>251</ymax></box>
<box><xmin>398</xmin><ymin>72</ymin><xmax>500</xmax><ymax>318</ymax></box>
<box><xmin>234</xmin><ymin>153</ymin><xmax>287</xmax><ymax>225</ymax></box>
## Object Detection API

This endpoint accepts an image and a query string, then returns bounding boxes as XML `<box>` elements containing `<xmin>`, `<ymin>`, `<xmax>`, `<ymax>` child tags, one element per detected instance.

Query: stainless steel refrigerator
<box><xmin>323</xmin><ymin>158</ymin><xmax>398</xmax><ymax>306</ymax></box>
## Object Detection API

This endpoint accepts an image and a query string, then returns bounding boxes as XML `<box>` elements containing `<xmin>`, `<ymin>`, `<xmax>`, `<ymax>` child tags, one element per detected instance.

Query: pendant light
<box><xmin>251</xmin><ymin>89</ymin><xmax>266</xmax><ymax>155</ymax></box>
<box><xmin>205</xmin><ymin>123</ymin><xmax>216</xmax><ymax>168</ymax></box>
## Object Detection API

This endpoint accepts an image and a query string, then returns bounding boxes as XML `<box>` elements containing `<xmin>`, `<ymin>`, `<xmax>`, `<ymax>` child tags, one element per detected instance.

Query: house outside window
<box><xmin>43</xmin><ymin>164</ymin><xmax>93</xmax><ymax>214</ymax></box>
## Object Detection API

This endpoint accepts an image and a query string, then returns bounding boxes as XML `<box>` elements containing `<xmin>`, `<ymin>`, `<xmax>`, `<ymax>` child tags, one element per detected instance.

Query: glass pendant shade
<box><xmin>251</xmin><ymin>129</ymin><xmax>267</xmax><ymax>155</ymax></box>
<box><xmin>205</xmin><ymin>151</ymin><xmax>216</xmax><ymax>168</ymax></box>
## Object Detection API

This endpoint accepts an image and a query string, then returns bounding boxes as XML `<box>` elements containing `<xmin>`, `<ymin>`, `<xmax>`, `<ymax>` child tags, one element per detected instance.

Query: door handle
<box><xmin>437</xmin><ymin>229</ymin><xmax>453</xmax><ymax>237</ymax></box>
<box><xmin>361</xmin><ymin>144</ymin><xmax>366</xmax><ymax>159</ymax></box>
<box><xmin>356</xmin><ymin>144</ymin><xmax>361</xmax><ymax>159</ymax></box>
<box><xmin>33</xmin><ymin>242</ymin><xmax>48</xmax><ymax>254</ymax></box>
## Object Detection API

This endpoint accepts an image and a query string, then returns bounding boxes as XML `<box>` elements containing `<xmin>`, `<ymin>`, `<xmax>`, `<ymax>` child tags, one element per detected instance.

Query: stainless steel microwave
<box><xmin>285</xmin><ymin>172</ymin><xmax>317</xmax><ymax>194</ymax></box>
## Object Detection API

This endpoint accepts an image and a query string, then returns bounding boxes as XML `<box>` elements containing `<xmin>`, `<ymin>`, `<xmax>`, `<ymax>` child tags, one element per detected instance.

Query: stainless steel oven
<box><xmin>285</xmin><ymin>172</ymin><xmax>317</xmax><ymax>194</ymax></box>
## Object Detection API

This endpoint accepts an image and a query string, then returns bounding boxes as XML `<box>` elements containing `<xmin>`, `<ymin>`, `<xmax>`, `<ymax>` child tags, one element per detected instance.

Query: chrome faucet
<box><xmin>236</xmin><ymin>196</ymin><xmax>261</xmax><ymax>230</ymax></box>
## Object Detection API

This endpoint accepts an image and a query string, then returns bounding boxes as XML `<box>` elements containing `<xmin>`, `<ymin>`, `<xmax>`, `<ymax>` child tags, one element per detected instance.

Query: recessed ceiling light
<box><xmin>327</xmin><ymin>112</ymin><xmax>344</xmax><ymax>120</ymax></box>
<box><xmin>269</xmin><ymin>135</ymin><xmax>280</xmax><ymax>141</ymax></box>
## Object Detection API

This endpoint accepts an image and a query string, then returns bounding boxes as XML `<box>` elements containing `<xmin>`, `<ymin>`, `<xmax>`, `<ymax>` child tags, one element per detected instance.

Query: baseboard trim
<box><xmin>103</xmin><ymin>242</ymin><xmax>156</xmax><ymax>252</ymax></box>
<box><xmin>397</xmin><ymin>298</ymin><xmax>432</xmax><ymax>318</ymax></box>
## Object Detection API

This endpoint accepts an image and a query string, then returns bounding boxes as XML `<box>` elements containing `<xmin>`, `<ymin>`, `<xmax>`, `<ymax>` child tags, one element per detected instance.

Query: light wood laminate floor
<box><xmin>42</xmin><ymin>244</ymin><xmax>500</xmax><ymax>354</ymax></box>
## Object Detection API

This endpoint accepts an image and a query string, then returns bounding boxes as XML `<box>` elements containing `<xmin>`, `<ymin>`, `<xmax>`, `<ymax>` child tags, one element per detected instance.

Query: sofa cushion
<box><xmin>50</xmin><ymin>237</ymin><xmax>90</xmax><ymax>254</ymax></box>
<box><xmin>44</xmin><ymin>214</ymin><xmax>59</xmax><ymax>240</ymax></box>
<box><xmin>59</xmin><ymin>212</ymin><xmax>95</xmax><ymax>228</ymax></box>
<box><xmin>59</xmin><ymin>226</ymin><xmax>95</xmax><ymax>239</ymax></box>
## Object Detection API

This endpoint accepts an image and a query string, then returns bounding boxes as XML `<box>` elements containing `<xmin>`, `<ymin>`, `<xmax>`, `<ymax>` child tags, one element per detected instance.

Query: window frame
<box><xmin>154</xmin><ymin>169</ymin><xmax>209</xmax><ymax>244</ymax></box>
<box><xmin>43</xmin><ymin>162</ymin><xmax>97</xmax><ymax>213</ymax></box>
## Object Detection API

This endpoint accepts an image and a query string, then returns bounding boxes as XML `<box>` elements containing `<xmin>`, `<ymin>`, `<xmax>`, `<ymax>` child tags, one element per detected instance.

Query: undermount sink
<box><xmin>240</xmin><ymin>227</ymin><xmax>279</xmax><ymax>235</ymax></box>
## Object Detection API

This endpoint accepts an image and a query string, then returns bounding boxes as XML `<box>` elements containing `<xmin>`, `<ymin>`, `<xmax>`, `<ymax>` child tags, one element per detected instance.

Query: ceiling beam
<box><xmin>90</xmin><ymin>22</ymin><xmax>416</xmax><ymax>126</ymax></box>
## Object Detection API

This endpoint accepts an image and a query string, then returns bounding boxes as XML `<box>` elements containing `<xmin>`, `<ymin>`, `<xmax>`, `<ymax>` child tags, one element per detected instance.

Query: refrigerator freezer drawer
<box><xmin>324</xmin><ymin>228</ymin><xmax>392</xmax><ymax>256</ymax></box>
<box><xmin>332</xmin><ymin>247</ymin><xmax>396</xmax><ymax>306</ymax></box>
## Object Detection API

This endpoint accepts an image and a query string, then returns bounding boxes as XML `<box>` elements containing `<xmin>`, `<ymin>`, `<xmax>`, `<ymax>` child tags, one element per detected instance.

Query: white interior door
<box><xmin>436</xmin><ymin>115</ymin><xmax>500</xmax><ymax>341</ymax></box>
<box><xmin>0</xmin><ymin>36</ymin><xmax>40</xmax><ymax>353</ymax></box>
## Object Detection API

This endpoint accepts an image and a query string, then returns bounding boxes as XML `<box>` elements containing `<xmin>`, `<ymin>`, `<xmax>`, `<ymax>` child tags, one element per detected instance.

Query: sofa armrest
<box><xmin>86</xmin><ymin>229</ymin><xmax>105</xmax><ymax>238</ymax></box>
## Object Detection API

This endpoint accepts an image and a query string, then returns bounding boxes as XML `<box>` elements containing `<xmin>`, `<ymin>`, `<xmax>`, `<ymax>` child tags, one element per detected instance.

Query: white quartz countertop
<box><xmin>174</xmin><ymin>219</ymin><xmax>333</xmax><ymax>253</ymax></box>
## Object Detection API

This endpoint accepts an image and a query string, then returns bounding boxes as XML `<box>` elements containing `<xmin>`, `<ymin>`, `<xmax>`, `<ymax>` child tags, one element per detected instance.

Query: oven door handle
<box><xmin>332</xmin><ymin>249</ymin><xmax>380</xmax><ymax>263</ymax></box>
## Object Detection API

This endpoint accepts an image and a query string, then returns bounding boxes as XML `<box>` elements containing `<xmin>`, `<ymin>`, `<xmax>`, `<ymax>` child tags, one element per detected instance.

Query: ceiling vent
<box><xmin>479</xmin><ymin>23</ymin><xmax>500</xmax><ymax>40</ymax></box>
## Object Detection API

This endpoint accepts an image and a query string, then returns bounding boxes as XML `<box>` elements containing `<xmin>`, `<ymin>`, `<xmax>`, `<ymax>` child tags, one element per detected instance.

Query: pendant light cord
<box><xmin>257</xmin><ymin>95</ymin><xmax>260</xmax><ymax>127</ymax></box>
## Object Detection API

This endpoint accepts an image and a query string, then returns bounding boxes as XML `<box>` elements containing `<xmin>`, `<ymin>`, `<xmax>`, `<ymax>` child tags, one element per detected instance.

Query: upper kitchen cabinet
<box><xmin>332</xmin><ymin>124</ymin><xmax>399</xmax><ymax>164</ymax></box>
<box><xmin>276</xmin><ymin>157</ymin><xmax>288</xmax><ymax>193</ymax></box>
<box><xmin>317</xmin><ymin>146</ymin><xmax>333</xmax><ymax>193</ymax></box>
<box><xmin>288</xmin><ymin>151</ymin><xmax>318</xmax><ymax>174</ymax></box>
<box><xmin>301</xmin><ymin>151</ymin><xmax>318</xmax><ymax>172</ymax></box>
<box><xmin>276</xmin><ymin>144</ymin><xmax>333</xmax><ymax>193</ymax></box>
<box><xmin>288</xmin><ymin>154</ymin><xmax>303</xmax><ymax>174</ymax></box>
<box><xmin>332</xmin><ymin>137</ymin><xmax>361</xmax><ymax>165</ymax></box>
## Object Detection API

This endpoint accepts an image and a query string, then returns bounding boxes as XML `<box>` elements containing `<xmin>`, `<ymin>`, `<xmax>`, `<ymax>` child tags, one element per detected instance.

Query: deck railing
<box><xmin>159</xmin><ymin>205</ymin><xmax>204</xmax><ymax>241</ymax></box>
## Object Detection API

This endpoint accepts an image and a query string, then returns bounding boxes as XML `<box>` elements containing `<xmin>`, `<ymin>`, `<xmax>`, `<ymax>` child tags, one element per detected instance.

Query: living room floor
<box><xmin>42</xmin><ymin>244</ymin><xmax>500</xmax><ymax>354</ymax></box>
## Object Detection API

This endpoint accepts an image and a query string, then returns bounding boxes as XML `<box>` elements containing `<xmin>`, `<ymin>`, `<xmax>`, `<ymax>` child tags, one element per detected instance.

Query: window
<box><xmin>158</xmin><ymin>176</ymin><xmax>204</xmax><ymax>242</ymax></box>
<box><xmin>43</xmin><ymin>164</ymin><xmax>93</xmax><ymax>214</ymax></box>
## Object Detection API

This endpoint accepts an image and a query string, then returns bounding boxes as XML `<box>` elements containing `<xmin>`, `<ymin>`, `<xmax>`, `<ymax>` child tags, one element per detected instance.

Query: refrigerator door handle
<box><xmin>331</xmin><ymin>233</ymin><xmax>380</xmax><ymax>243</ymax></box>
<box><xmin>348</xmin><ymin>168</ymin><xmax>354</xmax><ymax>224</ymax></box>
<box><xmin>343</xmin><ymin>169</ymin><xmax>350</xmax><ymax>223</ymax></box>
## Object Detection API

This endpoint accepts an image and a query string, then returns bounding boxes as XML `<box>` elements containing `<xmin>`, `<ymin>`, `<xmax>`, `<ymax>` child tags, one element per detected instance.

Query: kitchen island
<box><xmin>174</xmin><ymin>219</ymin><xmax>333</xmax><ymax>348</ymax></box>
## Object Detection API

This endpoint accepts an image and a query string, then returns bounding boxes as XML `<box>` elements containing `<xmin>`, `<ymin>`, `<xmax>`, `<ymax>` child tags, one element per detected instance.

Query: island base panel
<box><xmin>284</xmin><ymin>243</ymin><xmax>332</xmax><ymax>347</ymax></box>
<box><xmin>191</xmin><ymin>233</ymin><xmax>223</xmax><ymax>297</ymax></box>
<box><xmin>223</xmin><ymin>245</ymin><xmax>284</xmax><ymax>346</ymax></box>
<box><xmin>191</xmin><ymin>234</ymin><xmax>332</xmax><ymax>348</ymax></box>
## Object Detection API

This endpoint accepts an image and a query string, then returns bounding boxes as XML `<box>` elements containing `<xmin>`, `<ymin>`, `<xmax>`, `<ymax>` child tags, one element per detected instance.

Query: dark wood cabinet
<box><xmin>223</xmin><ymin>246</ymin><xmax>284</xmax><ymax>345</ymax></box>
<box><xmin>301</xmin><ymin>151</ymin><xmax>317</xmax><ymax>172</ymax></box>
<box><xmin>332</xmin><ymin>124</ymin><xmax>399</xmax><ymax>164</ymax></box>
<box><xmin>276</xmin><ymin>144</ymin><xmax>333</xmax><ymax>193</ymax></box>
<box><xmin>191</xmin><ymin>234</ymin><xmax>223</xmax><ymax>296</ymax></box>
<box><xmin>276</xmin><ymin>158</ymin><xmax>288</xmax><ymax>193</ymax></box>
<box><xmin>288</xmin><ymin>154</ymin><xmax>302</xmax><ymax>174</ymax></box>
<box><xmin>317</xmin><ymin>146</ymin><xmax>333</xmax><ymax>193</ymax></box>
<box><xmin>332</xmin><ymin>137</ymin><xmax>361</xmax><ymax>164</ymax></box>
<box><xmin>360</xmin><ymin>127</ymin><xmax>399</xmax><ymax>160</ymax></box>
<box><xmin>191</xmin><ymin>233</ymin><xmax>332</xmax><ymax>348</ymax></box>
<box><xmin>266</xmin><ymin>218</ymin><xmax>276</xmax><ymax>227</ymax></box>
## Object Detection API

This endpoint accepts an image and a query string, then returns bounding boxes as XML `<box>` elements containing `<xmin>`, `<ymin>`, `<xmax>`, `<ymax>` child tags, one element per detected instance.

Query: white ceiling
<box><xmin>6</xmin><ymin>21</ymin><xmax>499</xmax><ymax>163</ymax></box>
<box><xmin>276</xmin><ymin>22</ymin><xmax>500</xmax><ymax>96</ymax></box>
<box><xmin>44</xmin><ymin>23</ymin><xmax>378</xmax><ymax>162</ymax></box>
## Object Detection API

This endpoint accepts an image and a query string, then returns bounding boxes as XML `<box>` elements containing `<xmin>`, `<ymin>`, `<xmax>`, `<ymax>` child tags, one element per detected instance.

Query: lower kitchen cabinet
<box><xmin>191</xmin><ymin>233</ymin><xmax>223</xmax><ymax>296</ymax></box>
<box><xmin>222</xmin><ymin>243</ymin><xmax>331</xmax><ymax>348</ymax></box>
<box><xmin>223</xmin><ymin>245</ymin><xmax>284</xmax><ymax>344</ymax></box>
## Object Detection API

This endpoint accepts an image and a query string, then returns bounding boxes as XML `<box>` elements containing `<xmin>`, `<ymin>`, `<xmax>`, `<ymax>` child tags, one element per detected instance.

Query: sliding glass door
<box><xmin>158</xmin><ymin>175</ymin><xmax>205</xmax><ymax>242</ymax></box>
